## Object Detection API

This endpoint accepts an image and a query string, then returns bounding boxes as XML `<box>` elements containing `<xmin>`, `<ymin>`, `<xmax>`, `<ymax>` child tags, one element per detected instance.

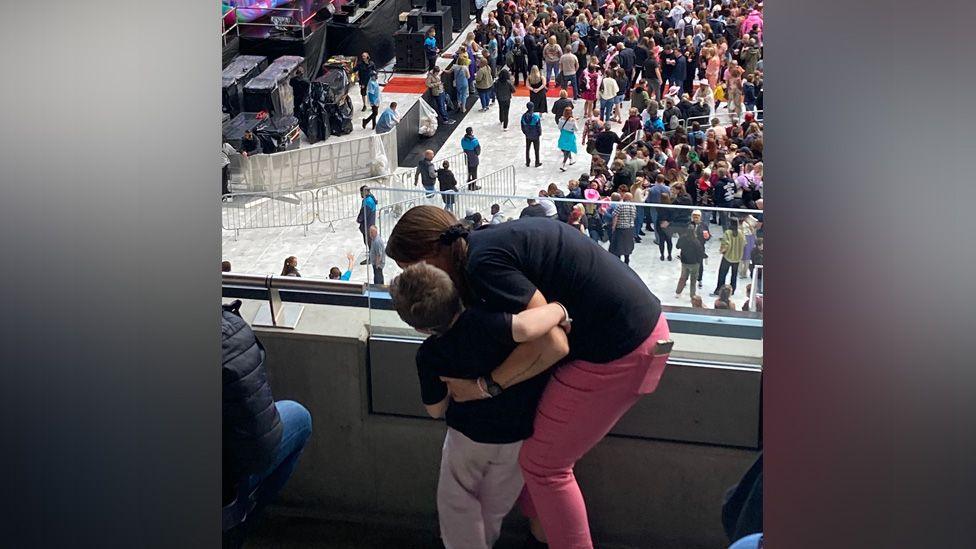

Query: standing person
<box><xmin>556</xmin><ymin>106</ymin><xmax>578</xmax><ymax>172</ymax></box>
<box><xmin>354</xmin><ymin>52</ymin><xmax>376</xmax><ymax>111</ymax></box>
<box><xmin>598</xmin><ymin>68</ymin><xmax>619</xmax><ymax>122</ymax></box>
<box><xmin>643</xmin><ymin>48</ymin><xmax>663</xmax><ymax>101</ymax></box>
<box><xmin>221</xmin><ymin>141</ymin><xmax>236</xmax><ymax>199</ymax></box>
<box><xmin>475</xmin><ymin>59</ymin><xmax>495</xmax><ymax>112</ymax></box>
<box><xmin>357</xmin><ymin>185</ymin><xmax>377</xmax><ymax>260</ymax></box>
<box><xmin>453</xmin><ymin>54</ymin><xmax>471</xmax><ymax>113</ymax></box>
<box><xmin>580</xmin><ymin>63</ymin><xmax>600</xmax><ymax>118</ymax></box>
<box><xmin>527</xmin><ymin>66</ymin><xmax>548</xmax><ymax>115</ymax></box>
<box><xmin>368</xmin><ymin>225</ymin><xmax>385</xmax><ymax>285</ymax></box>
<box><xmin>520</xmin><ymin>101</ymin><xmax>543</xmax><ymax>167</ymax></box>
<box><xmin>712</xmin><ymin>218</ymin><xmax>747</xmax><ymax>296</ymax></box>
<box><xmin>424</xmin><ymin>27</ymin><xmax>440</xmax><ymax>70</ymax></box>
<box><xmin>726</xmin><ymin>60</ymin><xmax>745</xmax><ymax>117</ymax></box>
<box><xmin>437</xmin><ymin>160</ymin><xmax>460</xmax><ymax>213</ymax></box>
<box><xmin>675</xmin><ymin>226</ymin><xmax>705</xmax><ymax>299</ymax></box>
<box><xmin>559</xmin><ymin>46</ymin><xmax>580</xmax><ymax>99</ymax></box>
<box><xmin>281</xmin><ymin>256</ymin><xmax>300</xmax><ymax>277</ymax></box>
<box><xmin>610</xmin><ymin>192</ymin><xmax>638</xmax><ymax>264</ymax></box>
<box><xmin>427</xmin><ymin>67</ymin><xmax>456</xmax><ymax>125</ymax></box>
<box><xmin>461</xmin><ymin>128</ymin><xmax>482</xmax><ymax>190</ymax></box>
<box><xmin>361</xmin><ymin>71</ymin><xmax>381</xmax><ymax>130</ymax></box>
<box><xmin>592</xmin><ymin>124</ymin><xmax>620</xmax><ymax>166</ymax></box>
<box><xmin>415</xmin><ymin>149</ymin><xmax>438</xmax><ymax>200</ymax></box>
<box><xmin>511</xmin><ymin>36</ymin><xmax>529</xmax><ymax>86</ymax></box>
<box><xmin>551</xmin><ymin>89</ymin><xmax>573</xmax><ymax>125</ymax></box>
<box><xmin>689</xmin><ymin>210</ymin><xmax>712</xmax><ymax>290</ymax></box>
<box><xmin>387</xmin><ymin>263</ymin><xmax>570</xmax><ymax>549</ymax></box>
<box><xmin>375</xmin><ymin>101</ymin><xmax>400</xmax><ymax>134</ymax></box>
<box><xmin>494</xmin><ymin>67</ymin><xmax>516</xmax><ymax>130</ymax></box>
<box><xmin>386</xmin><ymin>208</ymin><xmax>672</xmax><ymax>549</ymax></box>
<box><xmin>655</xmin><ymin>193</ymin><xmax>674</xmax><ymax>260</ymax></box>
<box><xmin>543</xmin><ymin>36</ymin><xmax>563</xmax><ymax>86</ymax></box>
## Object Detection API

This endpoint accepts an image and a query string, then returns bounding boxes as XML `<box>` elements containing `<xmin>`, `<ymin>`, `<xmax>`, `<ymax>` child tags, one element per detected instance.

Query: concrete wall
<box><xmin>236</xmin><ymin>298</ymin><xmax>760</xmax><ymax>549</ymax></box>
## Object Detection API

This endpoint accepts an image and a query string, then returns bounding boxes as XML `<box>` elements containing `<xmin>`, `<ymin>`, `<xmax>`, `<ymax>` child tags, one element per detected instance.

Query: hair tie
<box><xmin>438</xmin><ymin>224</ymin><xmax>470</xmax><ymax>245</ymax></box>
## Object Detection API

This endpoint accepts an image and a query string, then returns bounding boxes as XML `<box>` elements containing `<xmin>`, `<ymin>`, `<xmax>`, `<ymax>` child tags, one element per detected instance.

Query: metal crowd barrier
<box><xmin>221</xmin><ymin>189</ymin><xmax>317</xmax><ymax>237</ymax></box>
<box><xmin>237</xmin><ymin>128</ymin><xmax>398</xmax><ymax>193</ymax></box>
<box><xmin>313</xmin><ymin>172</ymin><xmax>411</xmax><ymax>231</ymax></box>
<box><xmin>373</xmin><ymin>165</ymin><xmax>517</xmax><ymax>241</ymax></box>
<box><xmin>682</xmin><ymin>109</ymin><xmax>764</xmax><ymax>130</ymax></box>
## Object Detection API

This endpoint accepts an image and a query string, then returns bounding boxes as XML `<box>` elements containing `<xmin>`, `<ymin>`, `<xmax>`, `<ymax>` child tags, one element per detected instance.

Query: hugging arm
<box><xmin>442</xmin><ymin>291</ymin><xmax>570</xmax><ymax>402</ymax></box>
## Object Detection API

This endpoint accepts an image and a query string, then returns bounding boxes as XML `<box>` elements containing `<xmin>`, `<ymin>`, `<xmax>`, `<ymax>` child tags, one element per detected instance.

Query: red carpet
<box><xmin>381</xmin><ymin>77</ymin><xmax>429</xmax><ymax>94</ymax></box>
<box><xmin>512</xmin><ymin>81</ymin><xmax>579</xmax><ymax>98</ymax></box>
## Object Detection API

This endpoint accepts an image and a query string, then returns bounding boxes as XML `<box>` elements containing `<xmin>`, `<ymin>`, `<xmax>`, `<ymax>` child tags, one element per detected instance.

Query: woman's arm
<box><xmin>511</xmin><ymin>302</ymin><xmax>569</xmax><ymax>343</ymax></box>
<box><xmin>441</xmin><ymin>291</ymin><xmax>570</xmax><ymax>402</ymax></box>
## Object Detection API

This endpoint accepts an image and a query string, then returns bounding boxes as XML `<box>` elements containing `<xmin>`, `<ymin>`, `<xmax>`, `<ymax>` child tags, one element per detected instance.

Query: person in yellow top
<box><xmin>711</xmin><ymin>218</ymin><xmax>747</xmax><ymax>296</ymax></box>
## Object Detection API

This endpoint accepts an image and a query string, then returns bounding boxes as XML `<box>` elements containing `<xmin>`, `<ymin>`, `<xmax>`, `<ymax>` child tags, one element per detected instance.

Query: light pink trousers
<box><xmin>518</xmin><ymin>314</ymin><xmax>672</xmax><ymax>549</ymax></box>
<box><xmin>437</xmin><ymin>427</ymin><xmax>525</xmax><ymax>549</ymax></box>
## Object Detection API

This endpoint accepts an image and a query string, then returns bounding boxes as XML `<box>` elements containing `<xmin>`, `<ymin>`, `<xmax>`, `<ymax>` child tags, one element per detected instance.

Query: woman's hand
<box><xmin>439</xmin><ymin>377</ymin><xmax>489</xmax><ymax>402</ymax></box>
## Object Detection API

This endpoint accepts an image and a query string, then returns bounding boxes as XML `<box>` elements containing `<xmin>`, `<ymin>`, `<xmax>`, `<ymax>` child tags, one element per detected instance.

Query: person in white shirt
<box><xmin>490</xmin><ymin>204</ymin><xmax>508</xmax><ymax>224</ymax></box>
<box><xmin>537</xmin><ymin>190</ymin><xmax>558</xmax><ymax>218</ymax></box>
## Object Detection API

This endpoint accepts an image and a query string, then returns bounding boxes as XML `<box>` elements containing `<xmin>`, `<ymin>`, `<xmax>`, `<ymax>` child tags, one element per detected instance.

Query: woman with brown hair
<box><xmin>280</xmin><ymin>256</ymin><xmax>300</xmax><ymax>277</ymax></box>
<box><xmin>556</xmin><ymin>105</ymin><xmax>578</xmax><ymax>172</ymax></box>
<box><xmin>385</xmin><ymin>206</ymin><xmax>671</xmax><ymax>549</ymax></box>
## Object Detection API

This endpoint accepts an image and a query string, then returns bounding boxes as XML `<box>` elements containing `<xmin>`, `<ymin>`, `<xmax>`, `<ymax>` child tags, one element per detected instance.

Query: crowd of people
<box><xmin>405</xmin><ymin>0</ymin><xmax>766</xmax><ymax>306</ymax></box>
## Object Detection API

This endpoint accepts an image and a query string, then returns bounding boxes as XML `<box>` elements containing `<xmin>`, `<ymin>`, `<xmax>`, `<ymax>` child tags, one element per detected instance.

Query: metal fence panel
<box><xmin>221</xmin><ymin>190</ymin><xmax>317</xmax><ymax>235</ymax></box>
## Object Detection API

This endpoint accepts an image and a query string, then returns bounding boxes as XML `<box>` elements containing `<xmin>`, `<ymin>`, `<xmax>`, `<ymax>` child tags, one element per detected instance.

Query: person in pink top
<box><xmin>740</xmin><ymin>8</ymin><xmax>764</xmax><ymax>44</ymax></box>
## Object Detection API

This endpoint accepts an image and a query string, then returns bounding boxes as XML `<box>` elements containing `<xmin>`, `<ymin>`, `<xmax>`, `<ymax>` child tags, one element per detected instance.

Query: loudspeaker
<box><xmin>393</xmin><ymin>24</ymin><xmax>432</xmax><ymax>72</ymax></box>
<box><xmin>440</xmin><ymin>0</ymin><xmax>470</xmax><ymax>32</ymax></box>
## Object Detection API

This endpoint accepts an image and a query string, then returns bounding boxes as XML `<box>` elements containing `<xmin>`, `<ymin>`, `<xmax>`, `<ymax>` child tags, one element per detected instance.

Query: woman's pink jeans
<box><xmin>517</xmin><ymin>314</ymin><xmax>671</xmax><ymax>549</ymax></box>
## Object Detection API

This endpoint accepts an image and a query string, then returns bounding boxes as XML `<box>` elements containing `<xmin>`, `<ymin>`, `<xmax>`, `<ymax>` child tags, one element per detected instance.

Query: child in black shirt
<box><xmin>389</xmin><ymin>263</ymin><xmax>570</xmax><ymax>549</ymax></box>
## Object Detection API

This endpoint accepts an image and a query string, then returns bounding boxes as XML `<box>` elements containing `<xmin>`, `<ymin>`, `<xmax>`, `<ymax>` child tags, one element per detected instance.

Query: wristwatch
<box><xmin>482</xmin><ymin>374</ymin><xmax>503</xmax><ymax>398</ymax></box>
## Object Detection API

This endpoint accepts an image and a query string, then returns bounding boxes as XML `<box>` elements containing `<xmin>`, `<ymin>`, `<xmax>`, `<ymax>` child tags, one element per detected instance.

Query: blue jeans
<box><xmin>244</xmin><ymin>401</ymin><xmax>312</xmax><ymax>519</ymax></box>
<box><xmin>423</xmin><ymin>184</ymin><xmax>436</xmax><ymax>199</ymax></box>
<box><xmin>456</xmin><ymin>86</ymin><xmax>468</xmax><ymax>111</ymax></box>
<box><xmin>478</xmin><ymin>89</ymin><xmax>492</xmax><ymax>109</ymax></box>
<box><xmin>562</xmin><ymin>73</ymin><xmax>579</xmax><ymax>99</ymax></box>
<box><xmin>435</xmin><ymin>93</ymin><xmax>450</xmax><ymax>121</ymax></box>
<box><xmin>635</xmin><ymin>205</ymin><xmax>645</xmax><ymax>233</ymax></box>
<box><xmin>588</xmin><ymin>228</ymin><xmax>602</xmax><ymax>243</ymax></box>
<box><xmin>545</xmin><ymin>62</ymin><xmax>559</xmax><ymax>84</ymax></box>
<box><xmin>599</xmin><ymin>98</ymin><xmax>614</xmax><ymax>121</ymax></box>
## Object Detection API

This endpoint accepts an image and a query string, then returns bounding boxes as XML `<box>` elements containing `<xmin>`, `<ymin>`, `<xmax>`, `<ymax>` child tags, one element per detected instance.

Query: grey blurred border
<box><xmin>767</xmin><ymin>0</ymin><xmax>975</xmax><ymax>547</ymax></box>
<box><xmin>0</xmin><ymin>1</ymin><xmax>220</xmax><ymax>546</ymax></box>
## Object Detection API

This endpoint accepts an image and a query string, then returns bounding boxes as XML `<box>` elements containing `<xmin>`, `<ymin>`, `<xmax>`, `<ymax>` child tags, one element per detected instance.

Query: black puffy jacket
<box><xmin>222</xmin><ymin>303</ymin><xmax>282</xmax><ymax>500</ymax></box>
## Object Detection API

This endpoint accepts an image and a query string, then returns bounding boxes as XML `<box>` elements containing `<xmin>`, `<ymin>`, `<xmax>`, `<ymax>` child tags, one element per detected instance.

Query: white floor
<box><xmin>222</xmin><ymin>8</ymin><xmax>760</xmax><ymax>311</ymax></box>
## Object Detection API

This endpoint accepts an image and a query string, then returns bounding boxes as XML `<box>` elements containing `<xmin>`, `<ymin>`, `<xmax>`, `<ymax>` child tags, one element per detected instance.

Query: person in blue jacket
<box><xmin>357</xmin><ymin>185</ymin><xmax>377</xmax><ymax>262</ymax></box>
<box><xmin>520</xmin><ymin>101</ymin><xmax>542</xmax><ymax>167</ymax></box>
<box><xmin>329</xmin><ymin>252</ymin><xmax>357</xmax><ymax>281</ymax></box>
<box><xmin>460</xmin><ymin>127</ymin><xmax>482</xmax><ymax>190</ymax></box>
<box><xmin>424</xmin><ymin>27</ymin><xmax>439</xmax><ymax>70</ymax></box>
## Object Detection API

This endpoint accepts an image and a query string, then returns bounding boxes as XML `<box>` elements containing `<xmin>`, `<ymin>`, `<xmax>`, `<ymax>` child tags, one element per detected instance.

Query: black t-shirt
<box><xmin>466</xmin><ymin>218</ymin><xmax>661</xmax><ymax>363</ymax></box>
<box><xmin>594</xmin><ymin>130</ymin><xmax>620</xmax><ymax>154</ymax></box>
<box><xmin>416</xmin><ymin>309</ymin><xmax>550</xmax><ymax>444</ymax></box>
<box><xmin>520</xmin><ymin>203</ymin><xmax>549</xmax><ymax>218</ymax></box>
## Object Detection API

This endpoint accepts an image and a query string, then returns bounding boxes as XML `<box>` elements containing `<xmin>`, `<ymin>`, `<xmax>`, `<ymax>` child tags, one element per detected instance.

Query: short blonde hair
<box><xmin>389</xmin><ymin>263</ymin><xmax>461</xmax><ymax>333</ymax></box>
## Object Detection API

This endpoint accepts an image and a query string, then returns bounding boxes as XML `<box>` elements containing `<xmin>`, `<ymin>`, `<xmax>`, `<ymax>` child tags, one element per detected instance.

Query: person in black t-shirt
<box><xmin>386</xmin><ymin>207</ymin><xmax>673</xmax><ymax>548</ymax></box>
<box><xmin>389</xmin><ymin>262</ymin><xmax>569</xmax><ymax>549</ymax></box>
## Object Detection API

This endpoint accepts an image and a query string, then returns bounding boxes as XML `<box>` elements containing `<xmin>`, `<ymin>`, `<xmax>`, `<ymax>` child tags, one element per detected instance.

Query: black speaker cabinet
<box><xmin>393</xmin><ymin>24</ymin><xmax>432</xmax><ymax>72</ymax></box>
<box><xmin>440</xmin><ymin>0</ymin><xmax>470</xmax><ymax>32</ymax></box>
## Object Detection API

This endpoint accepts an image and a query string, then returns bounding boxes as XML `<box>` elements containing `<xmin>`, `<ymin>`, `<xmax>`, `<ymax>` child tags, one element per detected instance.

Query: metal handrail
<box><xmin>223</xmin><ymin>272</ymin><xmax>365</xmax><ymax>295</ymax></box>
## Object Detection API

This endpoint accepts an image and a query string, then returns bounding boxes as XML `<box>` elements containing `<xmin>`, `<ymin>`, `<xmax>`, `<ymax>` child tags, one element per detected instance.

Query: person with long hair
<box><xmin>714</xmin><ymin>284</ymin><xmax>736</xmax><ymax>310</ymax></box>
<box><xmin>712</xmin><ymin>218</ymin><xmax>747</xmax><ymax>296</ymax></box>
<box><xmin>526</xmin><ymin>65</ymin><xmax>548</xmax><ymax>114</ymax></box>
<box><xmin>580</xmin><ymin>62</ymin><xmax>601</xmax><ymax>118</ymax></box>
<box><xmin>385</xmin><ymin>207</ymin><xmax>671</xmax><ymax>549</ymax></box>
<box><xmin>281</xmin><ymin>256</ymin><xmax>300</xmax><ymax>277</ymax></box>
<box><xmin>494</xmin><ymin>66</ymin><xmax>516</xmax><ymax>130</ymax></box>
<box><xmin>557</xmin><ymin>106</ymin><xmax>578</xmax><ymax>172</ymax></box>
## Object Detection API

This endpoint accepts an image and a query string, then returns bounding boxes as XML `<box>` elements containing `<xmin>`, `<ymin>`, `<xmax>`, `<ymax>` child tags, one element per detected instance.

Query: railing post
<box><xmin>252</xmin><ymin>275</ymin><xmax>305</xmax><ymax>329</ymax></box>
